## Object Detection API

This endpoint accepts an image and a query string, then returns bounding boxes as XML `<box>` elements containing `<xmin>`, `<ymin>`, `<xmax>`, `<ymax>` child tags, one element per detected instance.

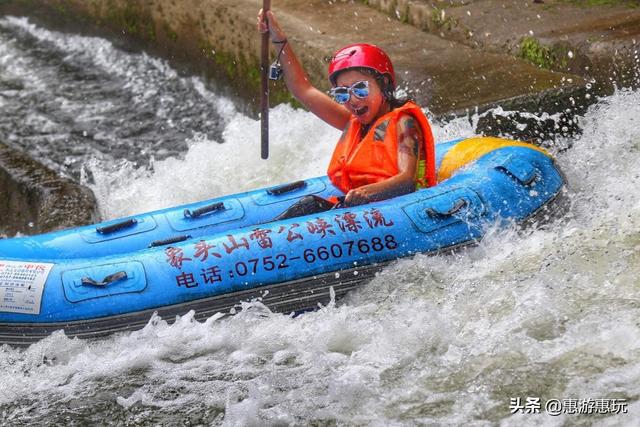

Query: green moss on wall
<box><xmin>399</xmin><ymin>5</ymin><xmax>410</xmax><ymax>24</ymax></box>
<box><xmin>198</xmin><ymin>39</ymin><xmax>299</xmax><ymax>108</ymax></box>
<box><xmin>430</xmin><ymin>7</ymin><xmax>456</xmax><ymax>31</ymax></box>
<box><xmin>105</xmin><ymin>3</ymin><xmax>155</xmax><ymax>41</ymax></box>
<box><xmin>519</xmin><ymin>36</ymin><xmax>567</xmax><ymax>70</ymax></box>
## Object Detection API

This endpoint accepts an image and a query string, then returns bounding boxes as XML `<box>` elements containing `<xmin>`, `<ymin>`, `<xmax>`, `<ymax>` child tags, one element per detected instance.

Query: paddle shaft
<box><xmin>260</xmin><ymin>0</ymin><xmax>271</xmax><ymax>159</ymax></box>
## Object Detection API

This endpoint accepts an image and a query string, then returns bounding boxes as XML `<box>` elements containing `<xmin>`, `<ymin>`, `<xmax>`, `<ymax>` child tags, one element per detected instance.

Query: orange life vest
<box><xmin>327</xmin><ymin>101</ymin><xmax>436</xmax><ymax>194</ymax></box>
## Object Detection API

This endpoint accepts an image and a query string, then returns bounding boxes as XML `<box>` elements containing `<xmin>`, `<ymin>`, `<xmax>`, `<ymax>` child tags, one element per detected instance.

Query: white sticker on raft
<box><xmin>0</xmin><ymin>260</ymin><xmax>53</xmax><ymax>315</ymax></box>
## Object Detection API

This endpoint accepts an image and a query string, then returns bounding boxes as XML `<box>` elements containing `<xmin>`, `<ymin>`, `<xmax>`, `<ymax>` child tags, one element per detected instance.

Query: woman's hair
<box><xmin>350</xmin><ymin>67</ymin><xmax>410</xmax><ymax>109</ymax></box>
<box><xmin>373</xmin><ymin>71</ymin><xmax>410</xmax><ymax>109</ymax></box>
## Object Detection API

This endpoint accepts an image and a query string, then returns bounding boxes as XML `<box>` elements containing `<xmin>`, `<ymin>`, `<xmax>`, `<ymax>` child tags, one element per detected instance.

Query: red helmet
<box><xmin>328</xmin><ymin>43</ymin><xmax>396</xmax><ymax>88</ymax></box>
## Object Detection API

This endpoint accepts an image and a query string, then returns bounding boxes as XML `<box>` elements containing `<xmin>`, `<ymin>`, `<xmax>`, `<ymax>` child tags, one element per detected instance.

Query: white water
<box><xmin>2</xmin><ymin>18</ymin><xmax>640</xmax><ymax>427</ymax></box>
<box><xmin>86</xmin><ymin>102</ymin><xmax>343</xmax><ymax>219</ymax></box>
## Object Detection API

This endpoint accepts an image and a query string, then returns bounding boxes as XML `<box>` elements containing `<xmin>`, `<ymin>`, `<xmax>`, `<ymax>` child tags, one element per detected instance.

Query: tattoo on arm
<box><xmin>398</xmin><ymin>117</ymin><xmax>421</xmax><ymax>158</ymax></box>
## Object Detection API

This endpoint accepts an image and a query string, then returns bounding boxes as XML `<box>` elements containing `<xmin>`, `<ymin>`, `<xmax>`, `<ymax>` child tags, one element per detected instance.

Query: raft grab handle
<box><xmin>425</xmin><ymin>199</ymin><xmax>467</xmax><ymax>218</ymax></box>
<box><xmin>81</xmin><ymin>271</ymin><xmax>128</xmax><ymax>287</ymax></box>
<box><xmin>495</xmin><ymin>157</ymin><xmax>539</xmax><ymax>186</ymax></box>
<box><xmin>184</xmin><ymin>202</ymin><xmax>225</xmax><ymax>219</ymax></box>
<box><xmin>149</xmin><ymin>235</ymin><xmax>191</xmax><ymax>247</ymax></box>
<box><xmin>267</xmin><ymin>180</ymin><xmax>307</xmax><ymax>195</ymax></box>
<box><xmin>96</xmin><ymin>218</ymin><xmax>138</xmax><ymax>235</ymax></box>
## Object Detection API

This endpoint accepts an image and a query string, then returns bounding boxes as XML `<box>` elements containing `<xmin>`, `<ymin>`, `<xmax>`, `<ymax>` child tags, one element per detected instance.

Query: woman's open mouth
<box><xmin>354</xmin><ymin>106</ymin><xmax>368</xmax><ymax>117</ymax></box>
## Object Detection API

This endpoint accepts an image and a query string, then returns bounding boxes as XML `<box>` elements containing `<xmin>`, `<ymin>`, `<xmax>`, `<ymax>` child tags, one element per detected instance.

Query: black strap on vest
<box><xmin>373</xmin><ymin>120</ymin><xmax>390</xmax><ymax>142</ymax></box>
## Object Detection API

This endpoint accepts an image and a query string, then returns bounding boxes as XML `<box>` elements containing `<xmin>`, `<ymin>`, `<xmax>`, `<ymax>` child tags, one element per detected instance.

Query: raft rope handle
<box><xmin>96</xmin><ymin>218</ymin><xmax>138</xmax><ymax>235</ymax></box>
<box><xmin>267</xmin><ymin>180</ymin><xmax>307</xmax><ymax>196</ymax></box>
<box><xmin>425</xmin><ymin>199</ymin><xmax>467</xmax><ymax>218</ymax></box>
<box><xmin>81</xmin><ymin>271</ymin><xmax>128</xmax><ymax>287</ymax></box>
<box><xmin>184</xmin><ymin>202</ymin><xmax>225</xmax><ymax>219</ymax></box>
<box><xmin>148</xmin><ymin>235</ymin><xmax>191</xmax><ymax>248</ymax></box>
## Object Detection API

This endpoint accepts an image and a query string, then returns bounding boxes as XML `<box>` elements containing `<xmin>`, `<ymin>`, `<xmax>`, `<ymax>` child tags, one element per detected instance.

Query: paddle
<box><xmin>260</xmin><ymin>0</ymin><xmax>271</xmax><ymax>159</ymax></box>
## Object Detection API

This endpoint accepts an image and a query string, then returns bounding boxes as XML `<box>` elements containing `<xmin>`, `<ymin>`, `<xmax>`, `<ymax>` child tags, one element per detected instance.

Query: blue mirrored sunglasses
<box><xmin>329</xmin><ymin>80</ymin><xmax>370</xmax><ymax>104</ymax></box>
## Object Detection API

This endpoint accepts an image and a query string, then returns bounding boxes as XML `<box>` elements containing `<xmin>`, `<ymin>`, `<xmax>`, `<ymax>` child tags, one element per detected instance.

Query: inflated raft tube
<box><xmin>0</xmin><ymin>137</ymin><xmax>566</xmax><ymax>345</ymax></box>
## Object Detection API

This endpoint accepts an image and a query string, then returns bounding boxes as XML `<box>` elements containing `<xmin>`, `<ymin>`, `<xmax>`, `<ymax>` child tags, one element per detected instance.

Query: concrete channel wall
<box><xmin>0</xmin><ymin>142</ymin><xmax>97</xmax><ymax>236</ymax></box>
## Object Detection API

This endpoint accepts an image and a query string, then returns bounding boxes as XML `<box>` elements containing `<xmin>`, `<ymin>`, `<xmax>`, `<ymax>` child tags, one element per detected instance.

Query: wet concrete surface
<box><xmin>2</xmin><ymin>0</ymin><xmax>635</xmax><ymax>137</ymax></box>
<box><xmin>2</xmin><ymin>1</ymin><xmax>637</xmax><ymax>121</ymax></box>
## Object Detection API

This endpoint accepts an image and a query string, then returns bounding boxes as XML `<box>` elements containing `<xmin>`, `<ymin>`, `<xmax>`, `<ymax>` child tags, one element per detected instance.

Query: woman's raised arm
<box><xmin>258</xmin><ymin>9</ymin><xmax>351</xmax><ymax>130</ymax></box>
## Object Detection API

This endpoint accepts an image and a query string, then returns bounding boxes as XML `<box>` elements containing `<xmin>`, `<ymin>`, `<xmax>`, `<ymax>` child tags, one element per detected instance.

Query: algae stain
<box><xmin>54</xmin><ymin>1</ymin><xmax>68</xmax><ymax>16</ymax></box>
<box><xmin>164</xmin><ymin>22</ymin><xmax>178</xmax><ymax>42</ymax></box>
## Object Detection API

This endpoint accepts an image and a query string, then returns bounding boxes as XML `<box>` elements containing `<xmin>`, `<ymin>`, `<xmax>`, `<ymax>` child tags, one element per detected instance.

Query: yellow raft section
<box><xmin>436</xmin><ymin>136</ymin><xmax>551</xmax><ymax>183</ymax></box>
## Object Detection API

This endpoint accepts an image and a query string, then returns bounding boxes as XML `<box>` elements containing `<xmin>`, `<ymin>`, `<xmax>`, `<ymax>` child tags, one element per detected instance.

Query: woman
<box><xmin>258</xmin><ymin>10</ymin><xmax>436</xmax><ymax>209</ymax></box>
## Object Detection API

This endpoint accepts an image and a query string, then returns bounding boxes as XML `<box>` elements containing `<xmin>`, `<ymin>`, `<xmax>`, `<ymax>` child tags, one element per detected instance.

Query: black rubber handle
<box><xmin>495</xmin><ymin>165</ymin><xmax>538</xmax><ymax>186</ymax></box>
<box><xmin>267</xmin><ymin>180</ymin><xmax>307</xmax><ymax>195</ymax></box>
<box><xmin>184</xmin><ymin>202</ymin><xmax>225</xmax><ymax>219</ymax></box>
<box><xmin>149</xmin><ymin>235</ymin><xmax>190</xmax><ymax>248</ymax></box>
<box><xmin>81</xmin><ymin>271</ymin><xmax>128</xmax><ymax>287</ymax></box>
<box><xmin>96</xmin><ymin>218</ymin><xmax>138</xmax><ymax>234</ymax></box>
<box><xmin>330</xmin><ymin>195</ymin><xmax>346</xmax><ymax>210</ymax></box>
<box><xmin>425</xmin><ymin>199</ymin><xmax>467</xmax><ymax>218</ymax></box>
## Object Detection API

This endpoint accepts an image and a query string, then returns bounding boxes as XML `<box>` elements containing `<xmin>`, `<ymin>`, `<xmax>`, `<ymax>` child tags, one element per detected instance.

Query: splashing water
<box><xmin>86</xmin><ymin>103</ymin><xmax>341</xmax><ymax>219</ymax></box>
<box><xmin>1</xmin><ymin>17</ymin><xmax>640</xmax><ymax>426</ymax></box>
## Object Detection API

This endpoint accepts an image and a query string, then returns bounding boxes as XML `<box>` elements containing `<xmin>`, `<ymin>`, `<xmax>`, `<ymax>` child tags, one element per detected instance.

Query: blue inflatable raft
<box><xmin>0</xmin><ymin>137</ymin><xmax>566</xmax><ymax>345</ymax></box>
